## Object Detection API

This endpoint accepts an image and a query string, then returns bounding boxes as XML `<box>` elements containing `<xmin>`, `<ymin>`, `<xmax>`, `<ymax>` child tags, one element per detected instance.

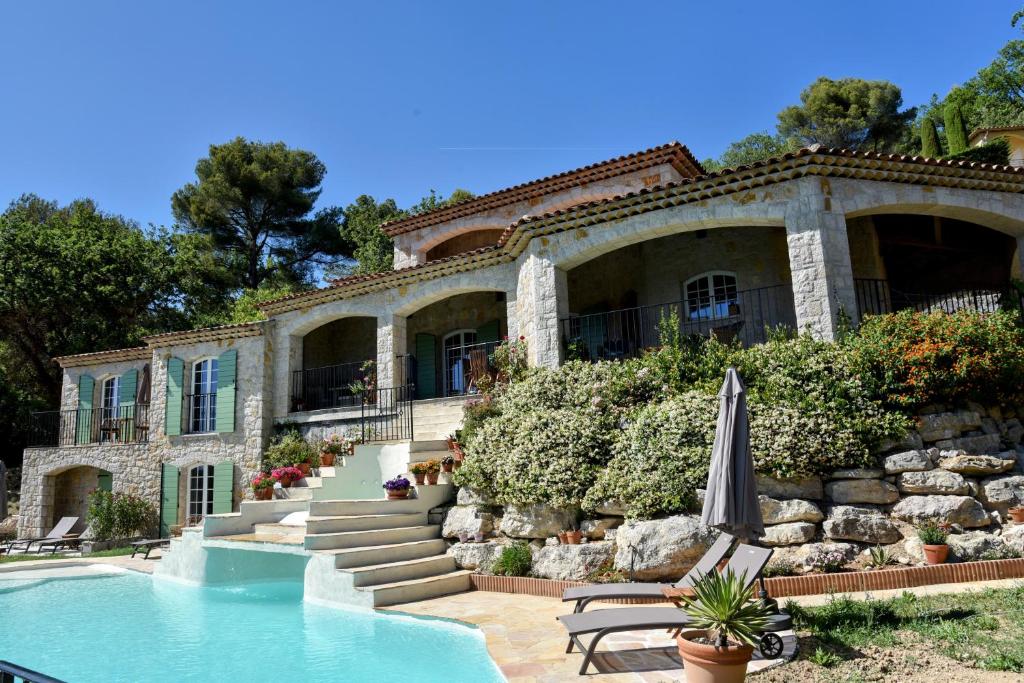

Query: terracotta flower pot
<box><xmin>557</xmin><ymin>531</ymin><xmax>568</xmax><ymax>544</ymax></box>
<box><xmin>278</xmin><ymin>474</ymin><xmax>293</xmax><ymax>488</ymax></box>
<box><xmin>923</xmin><ymin>544</ymin><xmax>949</xmax><ymax>565</ymax></box>
<box><xmin>254</xmin><ymin>487</ymin><xmax>273</xmax><ymax>501</ymax></box>
<box><xmin>442</xmin><ymin>462</ymin><xmax>454</xmax><ymax>473</ymax></box>
<box><xmin>676</xmin><ymin>630</ymin><xmax>753</xmax><ymax>683</ymax></box>
<box><xmin>296</xmin><ymin>462</ymin><xmax>311</xmax><ymax>477</ymax></box>
<box><xmin>426</xmin><ymin>472</ymin><xmax>439</xmax><ymax>485</ymax></box>
<box><xmin>452</xmin><ymin>443</ymin><xmax>464</xmax><ymax>462</ymax></box>
<box><xmin>565</xmin><ymin>530</ymin><xmax>583</xmax><ymax>545</ymax></box>
<box><xmin>320</xmin><ymin>452</ymin><xmax>335</xmax><ymax>467</ymax></box>
<box><xmin>387</xmin><ymin>488</ymin><xmax>410</xmax><ymax>500</ymax></box>
<box><xmin>1009</xmin><ymin>507</ymin><xmax>1024</xmax><ymax>523</ymax></box>
<box><xmin>413</xmin><ymin>472</ymin><xmax>426</xmax><ymax>485</ymax></box>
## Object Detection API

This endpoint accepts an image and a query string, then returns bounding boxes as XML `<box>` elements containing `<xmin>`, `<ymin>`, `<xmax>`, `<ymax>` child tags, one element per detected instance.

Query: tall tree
<box><xmin>920</xmin><ymin>118</ymin><xmax>942</xmax><ymax>158</ymax></box>
<box><xmin>944</xmin><ymin>103</ymin><xmax>970</xmax><ymax>154</ymax></box>
<box><xmin>702</xmin><ymin>132</ymin><xmax>797</xmax><ymax>171</ymax></box>
<box><xmin>339</xmin><ymin>195</ymin><xmax>406</xmax><ymax>275</ymax></box>
<box><xmin>777</xmin><ymin>77</ymin><xmax>916</xmax><ymax>151</ymax></box>
<box><xmin>171</xmin><ymin>137</ymin><xmax>347</xmax><ymax>290</ymax></box>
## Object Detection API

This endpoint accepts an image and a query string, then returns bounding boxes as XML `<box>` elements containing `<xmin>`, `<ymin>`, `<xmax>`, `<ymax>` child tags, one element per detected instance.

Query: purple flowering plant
<box><xmin>383</xmin><ymin>476</ymin><xmax>412</xmax><ymax>492</ymax></box>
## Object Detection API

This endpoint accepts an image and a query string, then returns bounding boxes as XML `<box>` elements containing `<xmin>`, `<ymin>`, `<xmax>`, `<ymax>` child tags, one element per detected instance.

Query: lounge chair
<box><xmin>130</xmin><ymin>538</ymin><xmax>170</xmax><ymax>559</ymax></box>
<box><xmin>5</xmin><ymin>517</ymin><xmax>79</xmax><ymax>554</ymax></box>
<box><xmin>557</xmin><ymin>544</ymin><xmax>780</xmax><ymax>675</ymax></box>
<box><xmin>35</xmin><ymin>534</ymin><xmax>81</xmax><ymax>554</ymax></box>
<box><xmin>562</xmin><ymin>532</ymin><xmax>735</xmax><ymax>613</ymax></box>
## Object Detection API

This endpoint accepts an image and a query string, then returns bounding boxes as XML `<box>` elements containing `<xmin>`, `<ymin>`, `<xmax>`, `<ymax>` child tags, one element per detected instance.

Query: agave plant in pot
<box><xmin>675</xmin><ymin>570</ymin><xmax>771</xmax><ymax>683</ymax></box>
<box><xmin>918</xmin><ymin>521</ymin><xmax>949</xmax><ymax>565</ymax></box>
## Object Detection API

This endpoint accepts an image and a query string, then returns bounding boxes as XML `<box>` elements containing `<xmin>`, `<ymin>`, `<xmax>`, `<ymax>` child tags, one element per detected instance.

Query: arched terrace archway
<box><xmin>50</xmin><ymin>465</ymin><xmax>110</xmax><ymax>534</ymax></box>
<box><xmin>290</xmin><ymin>315</ymin><xmax>378</xmax><ymax>412</ymax></box>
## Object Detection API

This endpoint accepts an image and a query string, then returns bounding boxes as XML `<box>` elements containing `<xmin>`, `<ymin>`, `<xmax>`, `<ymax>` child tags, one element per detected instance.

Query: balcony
<box><xmin>854</xmin><ymin>279</ymin><xmax>1023</xmax><ymax>318</ymax></box>
<box><xmin>27</xmin><ymin>404</ymin><xmax>151</xmax><ymax>448</ymax></box>
<box><xmin>290</xmin><ymin>360</ymin><xmax>371</xmax><ymax>413</ymax></box>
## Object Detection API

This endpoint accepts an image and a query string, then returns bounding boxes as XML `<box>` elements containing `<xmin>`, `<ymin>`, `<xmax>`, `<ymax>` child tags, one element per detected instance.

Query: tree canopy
<box><xmin>171</xmin><ymin>137</ymin><xmax>347</xmax><ymax>291</ymax></box>
<box><xmin>701</xmin><ymin>132</ymin><xmax>797</xmax><ymax>171</ymax></box>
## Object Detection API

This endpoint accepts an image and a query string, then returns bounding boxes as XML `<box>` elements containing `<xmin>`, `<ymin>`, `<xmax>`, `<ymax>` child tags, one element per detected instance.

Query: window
<box><xmin>190</xmin><ymin>358</ymin><xmax>218</xmax><ymax>433</ymax></box>
<box><xmin>684</xmin><ymin>272</ymin><xmax>739</xmax><ymax>321</ymax></box>
<box><xmin>100</xmin><ymin>376</ymin><xmax>120</xmax><ymax>442</ymax></box>
<box><xmin>187</xmin><ymin>464</ymin><xmax>214</xmax><ymax>523</ymax></box>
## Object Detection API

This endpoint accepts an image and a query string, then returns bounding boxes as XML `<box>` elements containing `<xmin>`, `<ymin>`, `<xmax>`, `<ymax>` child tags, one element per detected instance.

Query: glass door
<box><xmin>443</xmin><ymin>330</ymin><xmax>477</xmax><ymax>397</ymax></box>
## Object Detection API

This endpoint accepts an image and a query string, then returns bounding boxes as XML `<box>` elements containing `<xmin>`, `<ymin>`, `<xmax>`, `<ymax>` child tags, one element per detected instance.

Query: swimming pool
<box><xmin>0</xmin><ymin>569</ymin><xmax>504</xmax><ymax>682</ymax></box>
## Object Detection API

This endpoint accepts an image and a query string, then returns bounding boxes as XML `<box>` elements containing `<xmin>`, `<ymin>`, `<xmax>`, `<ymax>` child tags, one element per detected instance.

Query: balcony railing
<box><xmin>290</xmin><ymin>360</ymin><xmax>370</xmax><ymax>412</ymax></box>
<box><xmin>444</xmin><ymin>340</ymin><xmax>500</xmax><ymax>397</ymax></box>
<box><xmin>184</xmin><ymin>393</ymin><xmax>217</xmax><ymax>434</ymax></box>
<box><xmin>559</xmin><ymin>284</ymin><xmax>795</xmax><ymax>362</ymax></box>
<box><xmin>27</xmin><ymin>404</ymin><xmax>151</xmax><ymax>448</ymax></box>
<box><xmin>854</xmin><ymin>279</ymin><xmax>1024</xmax><ymax>318</ymax></box>
<box><xmin>361</xmin><ymin>384</ymin><xmax>415</xmax><ymax>442</ymax></box>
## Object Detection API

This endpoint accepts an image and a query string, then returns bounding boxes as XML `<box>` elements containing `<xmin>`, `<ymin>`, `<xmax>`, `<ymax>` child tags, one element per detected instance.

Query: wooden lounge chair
<box><xmin>130</xmin><ymin>538</ymin><xmax>170</xmax><ymax>559</ymax></box>
<box><xmin>562</xmin><ymin>532</ymin><xmax>736</xmax><ymax>613</ymax></box>
<box><xmin>557</xmin><ymin>545</ymin><xmax>776</xmax><ymax>675</ymax></box>
<box><xmin>5</xmin><ymin>517</ymin><xmax>79</xmax><ymax>554</ymax></box>
<box><xmin>35</xmin><ymin>534</ymin><xmax>81</xmax><ymax>554</ymax></box>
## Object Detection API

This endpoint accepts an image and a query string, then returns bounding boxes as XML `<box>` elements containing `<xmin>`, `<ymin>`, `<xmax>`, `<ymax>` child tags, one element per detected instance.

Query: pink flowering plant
<box><xmin>271</xmin><ymin>466</ymin><xmax>304</xmax><ymax>481</ymax></box>
<box><xmin>252</xmin><ymin>474</ymin><xmax>275</xmax><ymax>491</ymax></box>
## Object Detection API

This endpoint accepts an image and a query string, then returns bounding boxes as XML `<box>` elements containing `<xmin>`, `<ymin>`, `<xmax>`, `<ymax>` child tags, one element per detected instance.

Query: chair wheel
<box><xmin>759</xmin><ymin>632</ymin><xmax>784</xmax><ymax>658</ymax></box>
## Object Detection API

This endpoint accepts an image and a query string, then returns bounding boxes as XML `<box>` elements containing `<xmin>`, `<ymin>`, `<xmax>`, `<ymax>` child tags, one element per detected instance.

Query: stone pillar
<box><xmin>376</xmin><ymin>314</ymin><xmax>408</xmax><ymax>388</ymax></box>
<box><xmin>514</xmin><ymin>243</ymin><xmax>569</xmax><ymax>368</ymax></box>
<box><xmin>785</xmin><ymin>193</ymin><xmax>857</xmax><ymax>340</ymax></box>
<box><xmin>1015</xmin><ymin>234</ymin><xmax>1024</xmax><ymax>281</ymax></box>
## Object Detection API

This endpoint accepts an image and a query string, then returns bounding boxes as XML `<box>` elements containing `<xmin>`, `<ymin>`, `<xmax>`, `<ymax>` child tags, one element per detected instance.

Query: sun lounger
<box><xmin>35</xmin><ymin>535</ymin><xmax>81</xmax><ymax>554</ymax></box>
<box><xmin>557</xmin><ymin>544</ymin><xmax>776</xmax><ymax>675</ymax></box>
<box><xmin>130</xmin><ymin>539</ymin><xmax>170</xmax><ymax>559</ymax></box>
<box><xmin>562</xmin><ymin>532</ymin><xmax>735</xmax><ymax>613</ymax></box>
<box><xmin>5</xmin><ymin>517</ymin><xmax>79</xmax><ymax>553</ymax></box>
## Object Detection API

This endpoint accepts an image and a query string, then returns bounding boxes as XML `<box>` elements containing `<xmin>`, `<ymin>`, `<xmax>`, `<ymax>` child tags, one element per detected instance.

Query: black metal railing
<box><xmin>443</xmin><ymin>340</ymin><xmax>500</xmax><ymax>396</ymax></box>
<box><xmin>184</xmin><ymin>393</ymin><xmax>217</xmax><ymax>434</ymax></box>
<box><xmin>854</xmin><ymin>278</ymin><xmax>1024</xmax><ymax>318</ymax></box>
<box><xmin>0</xmin><ymin>660</ymin><xmax>66</xmax><ymax>683</ymax></box>
<box><xmin>290</xmin><ymin>360</ymin><xmax>370</xmax><ymax>412</ymax></box>
<box><xmin>361</xmin><ymin>384</ymin><xmax>414</xmax><ymax>442</ymax></box>
<box><xmin>26</xmin><ymin>404</ymin><xmax>151</xmax><ymax>448</ymax></box>
<box><xmin>559</xmin><ymin>284</ymin><xmax>795</xmax><ymax>362</ymax></box>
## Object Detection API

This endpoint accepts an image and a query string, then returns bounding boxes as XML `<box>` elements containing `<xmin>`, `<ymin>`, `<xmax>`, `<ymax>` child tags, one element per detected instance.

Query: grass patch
<box><xmin>788</xmin><ymin>585</ymin><xmax>1024</xmax><ymax>672</ymax></box>
<box><xmin>0</xmin><ymin>546</ymin><xmax>135</xmax><ymax>563</ymax></box>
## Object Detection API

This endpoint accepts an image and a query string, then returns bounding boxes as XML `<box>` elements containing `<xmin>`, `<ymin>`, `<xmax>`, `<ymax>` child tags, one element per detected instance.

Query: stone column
<box><xmin>376</xmin><ymin>314</ymin><xmax>408</xmax><ymax>388</ymax></box>
<box><xmin>514</xmin><ymin>243</ymin><xmax>569</xmax><ymax>368</ymax></box>
<box><xmin>1015</xmin><ymin>234</ymin><xmax>1024</xmax><ymax>281</ymax></box>
<box><xmin>785</xmin><ymin>193</ymin><xmax>857</xmax><ymax>340</ymax></box>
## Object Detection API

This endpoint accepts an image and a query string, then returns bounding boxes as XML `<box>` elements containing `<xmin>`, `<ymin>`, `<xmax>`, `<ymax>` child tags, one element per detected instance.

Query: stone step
<box><xmin>321</xmin><ymin>539</ymin><xmax>449</xmax><ymax>569</ymax></box>
<box><xmin>252</xmin><ymin>522</ymin><xmax>306</xmax><ymax>538</ymax></box>
<box><xmin>343</xmin><ymin>555</ymin><xmax>457</xmax><ymax>587</ymax></box>
<box><xmin>291</xmin><ymin>476</ymin><xmax>323</xmax><ymax>489</ymax></box>
<box><xmin>305</xmin><ymin>512</ymin><xmax>427</xmax><ymax>534</ymax></box>
<box><xmin>358</xmin><ymin>569</ymin><xmax>474</xmax><ymax>607</ymax></box>
<box><xmin>275</xmin><ymin>486</ymin><xmax>313</xmax><ymax>501</ymax></box>
<box><xmin>304</xmin><ymin>524</ymin><xmax>440</xmax><ymax>551</ymax></box>
<box><xmin>409</xmin><ymin>440</ymin><xmax>451</xmax><ymax>452</ymax></box>
<box><xmin>310</xmin><ymin>485</ymin><xmax>454</xmax><ymax>516</ymax></box>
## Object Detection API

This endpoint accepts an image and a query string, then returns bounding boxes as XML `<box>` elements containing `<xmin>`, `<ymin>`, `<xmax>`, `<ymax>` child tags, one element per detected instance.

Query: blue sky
<box><xmin>0</xmin><ymin>1</ymin><xmax>1019</xmax><ymax>229</ymax></box>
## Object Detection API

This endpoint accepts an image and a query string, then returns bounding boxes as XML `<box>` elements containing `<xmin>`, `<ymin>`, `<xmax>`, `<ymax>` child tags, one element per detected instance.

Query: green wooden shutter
<box><xmin>415</xmin><ymin>333</ymin><xmax>436</xmax><ymax>399</ymax></box>
<box><xmin>97</xmin><ymin>470</ymin><xmax>113</xmax><ymax>492</ymax></box>
<box><xmin>212</xmin><ymin>460</ymin><xmax>234</xmax><ymax>514</ymax></box>
<box><xmin>165</xmin><ymin>358</ymin><xmax>184</xmax><ymax>436</ymax></box>
<box><xmin>215</xmin><ymin>349</ymin><xmax>237</xmax><ymax>433</ymax></box>
<box><xmin>160</xmin><ymin>464</ymin><xmax>179</xmax><ymax>536</ymax></box>
<box><xmin>76</xmin><ymin>374</ymin><xmax>95</xmax><ymax>445</ymax></box>
<box><xmin>476</xmin><ymin>319</ymin><xmax>501</xmax><ymax>344</ymax></box>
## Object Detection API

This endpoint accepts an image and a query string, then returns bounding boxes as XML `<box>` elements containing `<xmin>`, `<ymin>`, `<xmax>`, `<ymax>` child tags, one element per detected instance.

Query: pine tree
<box><xmin>920</xmin><ymin>119</ymin><xmax>942</xmax><ymax>158</ymax></box>
<box><xmin>944</xmin><ymin>104</ymin><xmax>969</xmax><ymax>155</ymax></box>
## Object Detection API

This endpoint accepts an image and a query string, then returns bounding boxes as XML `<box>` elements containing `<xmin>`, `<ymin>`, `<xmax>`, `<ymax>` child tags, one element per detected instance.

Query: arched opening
<box><xmin>291</xmin><ymin>316</ymin><xmax>377</xmax><ymax>412</ymax></box>
<box><xmin>423</xmin><ymin>228</ymin><xmax>505</xmax><ymax>262</ymax></box>
<box><xmin>848</xmin><ymin>214</ymin><xmax>1020</xmax><ymax>316</ymax></box>
<box><xmin>405</xmin><ymin>291</ymin><xmax>507</xmax><ymax>398</ymax></box>
<box><xmin>561</xmin><ymin>226</ymin><xmax>797</xmax><ymax>360</ymax></box>
<box><xmin>51</xmin><ymin>465</ymin><xmax>110</xmax><ymax>533</ymax></box>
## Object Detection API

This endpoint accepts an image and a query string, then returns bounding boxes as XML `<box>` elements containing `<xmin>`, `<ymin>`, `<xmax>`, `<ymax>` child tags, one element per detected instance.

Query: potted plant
<box><xmin>320</xmin><ymin>434</ymin><xmax>347</xmax><ymax>467</ymax></box>
<box><xmin>272</xmin><ymin>466</ymin><xmax>303</xmax><ymax>488</ymax></box>
<box><xmin>1009</xmin><ymin>506</ymin><xmax>1024</xmax><ymax>524</ymax></box>
<box><xmin>410</xmin><ymin>462</ymin><xmax>428</xmax><ymax>485</ymax></box>
<box><xmin>251</xmin><ymin>474</ymin><xmax>275</xmax><ymax>501</ymax></box>
<box><xmin>564</xmin><ymin>528</ymin><xmax>583</xmax><ymax>545</ymax></box>
<box><xmin>383</xmin><ymin>476</ymin><xmax>412</xmax><ymax>500</ymax></box>
<box><xmin>557</xmin><ymin>531</ymin><xmax>569</xmax><ymax>544</ymax></box>
<box><xmin>441</xmin><ymin>455</ymin><xmax>455</xmax><ymax>473</ymax></box>
<box><xmin>424</xmin><ymin>459</ymin><xmax>441</xmax><ymax>485</ymax></box>
<box><xmin>449</xmin><ymin>431</ymin><xmax>465</xmax><ymax>462</ymax></box>
<box><xmin>675</xmin><ymin>569</ymin><xmax>772</xmax><ymax>683</ymax></box>
<box><xmin>918</xmin><ymin>521</ymin><xmax>950</xmax><ymax>565</ymax></box>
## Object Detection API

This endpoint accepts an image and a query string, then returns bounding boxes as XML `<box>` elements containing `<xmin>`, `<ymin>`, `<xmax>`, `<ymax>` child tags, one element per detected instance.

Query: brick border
<box><xmin>470</xmin><ymin>558</ymin><xmax>1024</xmax><ymax>600</ymax></box>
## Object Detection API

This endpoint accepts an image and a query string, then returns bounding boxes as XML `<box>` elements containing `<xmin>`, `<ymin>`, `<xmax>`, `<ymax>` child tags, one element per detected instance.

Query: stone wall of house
<box><xmin>60</xmin><ymin>357</ymin><xmax>151</xmax><ymax>411</ymax></box>
<box><xmin>441</xmin><ymin>404</ymin><xmax>1024</xmax><ymax>580</ymax></box>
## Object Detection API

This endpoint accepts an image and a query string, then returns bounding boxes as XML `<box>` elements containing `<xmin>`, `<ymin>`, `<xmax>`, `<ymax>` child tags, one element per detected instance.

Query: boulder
<box><xmin>822</xmin><ymin>505</ymin><xmax>902</xmax><ymax>544</ymax></box>
<box><xmin>447</xmin><ymin>541</ymin><xmax>505</xmax><ymax>571</ymax></box>
<box><xmin>935</xmin><ymin>434</ymin><xmax>1002</xmax><ymax>454</ymax></box>
<box><xmin>897</xmin><ymin>470</ymin><xmax>970</xmax><ymax>495</ymax></box>
<box><xmin>938</xmin><ymin>453</ymin><xmax>1015</xmax><ymax>476</ymax></box>
<box><xmin>591</xmin><ymin>500</ymin><xmax>627</xmax><ymax>517</ymax></box>
<box><xmin>758</xmin><ymin>496</ymin><xmax>824</xmax><ymax>525</ymax></box>
<box><xmin>532</xmin><ymin>542</ymin><xmax>615</xmax><ymax>581</ymax></box>
<box><xmin>613</xmin><ymin>515</ymin><xmax>717</xmax><ymax>581</ymax></box>
<box><xmin>825</xmin><ymin>479</ymin><xmax>899</xmax><ymax>505</ymax></box>
<box><xmin>890</xmin><ymin>495</ymin><xmax>990</xmax><ymax>528</ymax></box>
<box><xmin>795</xmin><ymin>542</ymin><xmax>859</xmax><ymax>564</ymax></box>
<box><xmin>442</xmin><ymin>506</ymin><xmax>494</xmax><ymax>539</ymax></box>
<box><xmin>882</xmin><ymin>450</ymin><xmax>933</xmax><ymax>475</ymax></box>
<box><xmin>947</xmin><ymin>531</ymin><xmax>1005</xmax><ymax>561</ymax></box>
<box><xmin>580</xmin><ymin>517</ymin><xmax>621</xmax><ymax>541</ymax></box>
<box><xmin>829</xmin><ymin>469</ymin><xmax>884</xmax><ymax>480</ymax></box>
<box><xmin>1001</xmin><ymin>526</ymin><xmax>1024</xmax><ymax>555</ymax></box>
<box><xmin>499</xmin><ymin>504</ymin><xmax>577</xmax><ymax>539</ymax></box>
<box><xmin>979</xmin><ymin>475</ymin><xmax>1024</xmax><ymax>514</ymax></box>
<box><xmin>756</xmin><ymin>475</ymin><xmax>823</xmax><ymax>500</ymax></box>
<box><xmin>879</xmin><ymin>431</ymin><xmax>924</xmax><ymax>453</ymax></box>
<box><xmin>1003</xmin><ymin>419</ymin><xmax>1024</xmax><ymax>446</ymax></box>
<box><xmin>761</xmin><ymin>522</ymin><xmax>817</xmax><ymax>547</ymax></box>
<box><xmin>917</xmin><ymin>411</ymin><xmax>979</xmax><ymax>442</ymax></box>
<box><xmin>456</xmin><ymin>486</ymin><xmax>498</xmax><ymax>507</ymax></box>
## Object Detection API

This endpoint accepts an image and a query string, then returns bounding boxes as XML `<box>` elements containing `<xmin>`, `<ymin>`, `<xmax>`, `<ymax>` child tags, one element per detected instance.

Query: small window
<box><xmin>187</xmin><ymin>464</ymin><xmax>214</xmax><ymax>523</ymax></box>
<box><xmin>190</xmin><ymin>358</ymin><xmax>218</xmax><ymax>433</ymax></box>
<box><xmin>684</xmin><ymin>272</ymin><xmax>739</xmax><ymax>322</ymax></box>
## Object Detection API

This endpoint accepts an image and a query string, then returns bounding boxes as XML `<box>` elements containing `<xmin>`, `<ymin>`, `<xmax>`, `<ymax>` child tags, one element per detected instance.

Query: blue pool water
<box><xmin>0</xmin><ymin>571</ymin><xmax>504</xmax><ymax>682</ymax></box>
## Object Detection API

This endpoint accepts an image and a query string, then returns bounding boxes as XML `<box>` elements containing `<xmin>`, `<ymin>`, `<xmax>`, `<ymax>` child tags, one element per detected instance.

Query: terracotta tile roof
<box><xmin>969</xmin><ymin>125</ymin><xmax>1024</xmax><ymax>139</ymax></box>
<box><xmin>379</xmin><ymin>142</ymin><xmax>705</xmax><ymax>237</ymax></box>
<box><xmin>258</xmin><ymin>144</ymin><xmax>1024</xmax><ymax>316</ymax></box>
<box><xmin>142</xmin><ymin>321</ymin><xmax>263</xmax><ymax>346</ymax></box>
<box><xmin>54</xmin><ymin>346</ymin><xmax>150</xmax><ymax>368</ymax></box>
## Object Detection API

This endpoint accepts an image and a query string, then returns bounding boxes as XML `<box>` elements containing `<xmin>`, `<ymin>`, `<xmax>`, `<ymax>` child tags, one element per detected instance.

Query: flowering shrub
<box><xmin>383</xmin><ymin>476</ymin><xmax>411</xmax><ymax>491</ymax></box>
<box><xmin>271</xmin><ymin>466</ymin><xmax>304</xmax><ymax>482</ymax></box>
<box><xmin>86</xmin><ymin>490</ymin><xmax>157</xmax><ymax>541</ymax></box>
<box><xmin>264</xmin><ymin>432</ymin><xmax>317</xmax><ymax>472</ymax></box>
<box><xmin>804</xmin><ymin>547</ymin><xmax>848</xmax><ymax>573</ymax></box>
<box><xmin>320</xmin><ymin>434</ymin><xmax>349</xmax><ymax>456</ymax></box>
<box><xmin>492</xmin><ymin>336</ymin><xmax>529</xmax><ymax>383</ymax></box>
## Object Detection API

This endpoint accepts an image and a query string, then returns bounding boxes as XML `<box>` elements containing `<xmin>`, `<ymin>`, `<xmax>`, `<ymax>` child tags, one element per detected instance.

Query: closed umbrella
<box><xmin>136</xmin><ymin>363</ymin><xmax>152</xmax><ymax>404</ymax></box>
<box><xmin>701</xmin><ymin>367</ymin><xmax>763</xmax><ymax>542</ymax></box>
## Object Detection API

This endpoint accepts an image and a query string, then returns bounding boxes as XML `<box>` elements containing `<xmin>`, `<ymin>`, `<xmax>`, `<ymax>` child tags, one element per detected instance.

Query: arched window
<box><xmin>100</xmin><ymin>376</ymin><xmax>120</xmax><ymax>442</ymax></box>
<box><xmin>190</xmin><ymin>358</ymin><xmax>218</xmax><ymax>433</ymax></box>
<box><xmin>187</xmin><ymin>464</ymin><xmax>214</xmax><ymax>523</ymax></box>
<box><xmin>683</xmin><ymin>272</ymin><xmax>739</xmax><ymax>321</ymax></box>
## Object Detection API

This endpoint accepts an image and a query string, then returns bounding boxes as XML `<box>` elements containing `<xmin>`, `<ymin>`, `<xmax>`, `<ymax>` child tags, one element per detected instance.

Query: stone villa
<box><xmin>18</xmin><ymin>141</ymin><xmax>1024</xmax><ymax>554</ymax></box>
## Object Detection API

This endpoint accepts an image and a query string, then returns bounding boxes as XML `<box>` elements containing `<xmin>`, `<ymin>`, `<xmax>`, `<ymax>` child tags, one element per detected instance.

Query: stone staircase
<box><xmin>412</xmin><ymin>396</ymin><xmax>468</xmax><ymax>441</ymax></box>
